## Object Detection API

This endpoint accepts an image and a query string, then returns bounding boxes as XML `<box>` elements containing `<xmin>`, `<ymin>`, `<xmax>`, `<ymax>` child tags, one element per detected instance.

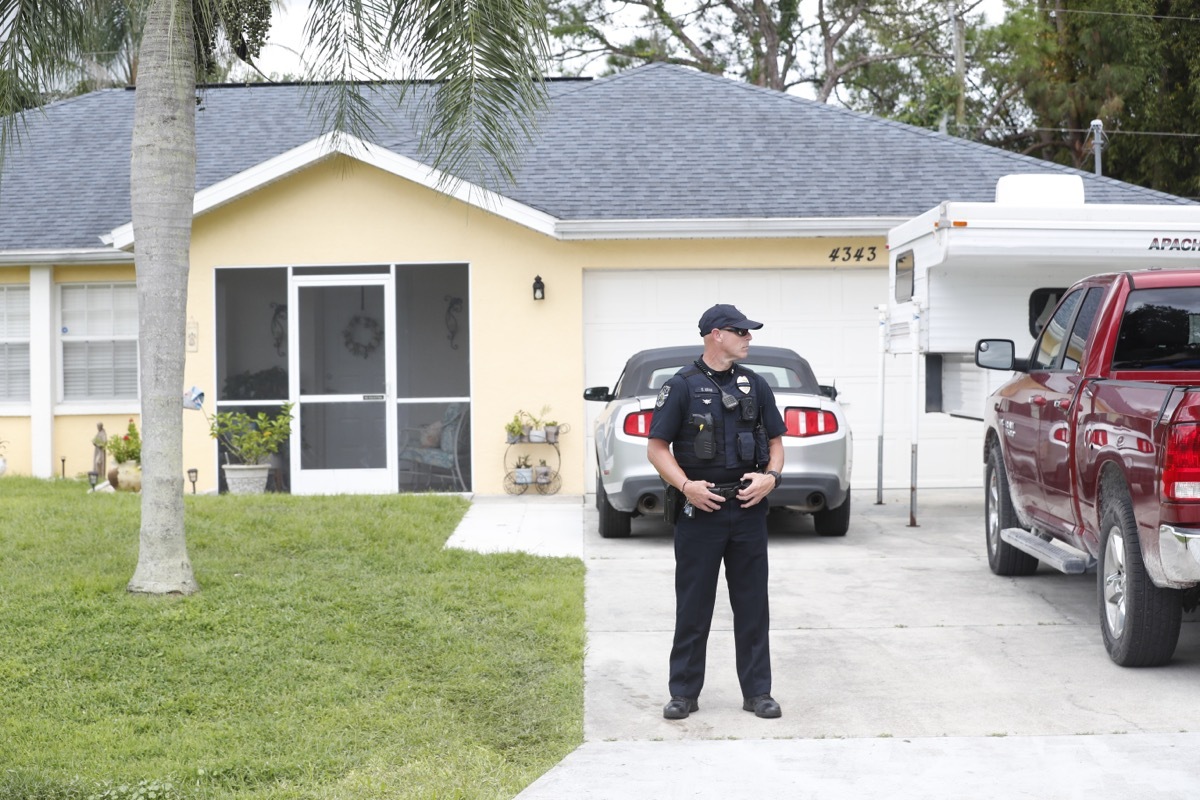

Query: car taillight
<box><xmin>624</xmin><ymin>410</ymin><xmax>654</xmax><ymax>437</ymax></box>
<box><xmin>1163</xmin><ymin>423</ymin><xmax>1200</xmax><ymax>501</ymax></box>
<box><xmin>784</xmin><ymin>408</ymin><xmax>839</xmax><ymax>437</ymax></box>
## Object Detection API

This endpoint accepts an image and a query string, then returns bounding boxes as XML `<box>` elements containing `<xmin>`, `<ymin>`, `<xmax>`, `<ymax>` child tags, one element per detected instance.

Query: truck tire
<box><xmin>814</xmin><ymin>489</ymin><xmax>851</xmax><ymax>537</ymax></box>
<box><xmin>597</xmin><ymin>473</ymin><xmax>632</xmax><ymax>539</ymax></box>
<box><xmin>985</xmin><ymin>444</ymin><xmax>1038</xmax><ymax>576</ymax></box>
<box><xmin>1098</xmin><ymin>491</ymin><xmax>1182</xmax><ymax>667</ymax></box>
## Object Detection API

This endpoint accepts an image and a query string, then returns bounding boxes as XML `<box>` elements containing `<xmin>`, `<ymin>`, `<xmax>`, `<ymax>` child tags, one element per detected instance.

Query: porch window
<box><xmin>0</xmin><ymin>285</ymin><xmax>30</xmax><ymax>401</ymax></box>
<box><xmin>60</xmin><ymin>283</ymin><xmax>139</xmax><ymax>401</ymax></box>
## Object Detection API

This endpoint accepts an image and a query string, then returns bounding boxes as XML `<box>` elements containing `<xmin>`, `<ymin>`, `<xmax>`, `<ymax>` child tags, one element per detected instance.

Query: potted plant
<box><xmin>543</xmin><ymin>418</ymin><xmax>570</xmax><ymax>444</ymax></box>
<box><xmin>105</xmin><ymin>419</ymin><xmax>142</xmax><ymax>491</ymax></box>
<box><xmin>505</xmin><ymin>413</ymin><xmax>525</xmax><ymax>444</ymax></box>
<box><xmin>209</xmin><ymin>403</ymin><xmax>294</xmax><ymax>494</ymax></box>
<box><xmin>534</xmin><ymin>458</ymin><xmax>552</xmax><ymax>485</ymax></box>
<box><xmin>513</xmin><ymin>454</ymin><xmax>534</xmax><ymax>485</ymax></box>
<box><xmin>527</xmin><ymin>405</ymin><xmax>550</xmax><ymax>442</ymax></box>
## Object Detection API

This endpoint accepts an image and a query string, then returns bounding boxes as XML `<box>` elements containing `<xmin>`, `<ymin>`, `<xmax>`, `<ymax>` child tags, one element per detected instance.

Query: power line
<box><xmin>1021</xmin><ymin>126</ymin><xmax>1200</xmax><ymax>140</ymax></box>
<box><xmin>1047</xmin><ymin>8</ymin><xmax>1200</xmax><ymax>24</ymax></box>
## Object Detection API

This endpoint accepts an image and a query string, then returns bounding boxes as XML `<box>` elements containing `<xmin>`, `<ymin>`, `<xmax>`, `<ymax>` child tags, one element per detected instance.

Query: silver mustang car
<box><xmin>584</xmin><ymin>345</ymin><xmax>853</xmax><ymax>538</ymax></box>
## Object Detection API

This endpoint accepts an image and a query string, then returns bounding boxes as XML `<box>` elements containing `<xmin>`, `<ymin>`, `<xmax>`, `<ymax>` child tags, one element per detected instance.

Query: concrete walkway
<box><xmin>447</xmin><ymin>489</ymin><xmax>1200</xmax><ymax>799</ymax></box>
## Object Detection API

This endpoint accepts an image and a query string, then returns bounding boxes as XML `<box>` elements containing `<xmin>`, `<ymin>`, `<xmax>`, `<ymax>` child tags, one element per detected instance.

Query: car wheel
<box><xmin>984</xmin><ymin>444</ymin><xmax>1038</xmax><ymax>576</ymax></box>
<box><xmin>597</xmin><ymin>473</ymin><xmax>631</xmax><ymax>539</ymax></box>
<box><xmin>1098</xmin><ymin>488</ymin><xmax>1181</xmax><ymax>667</ymax></box>
<box><xmin>813</xmin><ymin>489</ymin><xmax>850</xmax><ymax>536</ymax></box>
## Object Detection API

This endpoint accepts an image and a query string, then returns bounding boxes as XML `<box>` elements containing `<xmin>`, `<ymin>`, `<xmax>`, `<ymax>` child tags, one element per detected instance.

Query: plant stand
<box><xmin>502</xmin><ymin>440</ymin><xmax>562</xmax><ymax>495</ymax></box>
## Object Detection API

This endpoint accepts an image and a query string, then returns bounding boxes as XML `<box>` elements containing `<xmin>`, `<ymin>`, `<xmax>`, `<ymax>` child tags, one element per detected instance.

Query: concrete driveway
<box><xmin>478</xmin><ymin>489</ymin><xmax>1200</xmax><ymax>798</ymax></box>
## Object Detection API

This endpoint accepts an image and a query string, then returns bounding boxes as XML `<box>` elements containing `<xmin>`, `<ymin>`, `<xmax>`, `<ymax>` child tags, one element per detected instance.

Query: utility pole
<box><xmin>947</xmin><ymin>0</ymin><xmax>966</xmax><ymax>132</ymax></box>
<box><xmin>1090</xmin><ymin>119</ymin><xmax>1104</xmax><ymax>176</ymax></box>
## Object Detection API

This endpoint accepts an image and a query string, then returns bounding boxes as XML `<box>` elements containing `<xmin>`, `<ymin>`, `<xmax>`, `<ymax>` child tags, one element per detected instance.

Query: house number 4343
<box><xmin>828</xmin><ymin>246</ymin><xmax>878</xmax><ymax>263</ymax></box>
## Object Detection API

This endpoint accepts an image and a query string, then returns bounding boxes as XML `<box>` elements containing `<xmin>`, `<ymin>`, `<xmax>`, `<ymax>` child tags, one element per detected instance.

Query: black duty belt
<box><xmin>707</xmin><ymin>480</ymin><xmax>747</xmax><ymax>500</ymax></box>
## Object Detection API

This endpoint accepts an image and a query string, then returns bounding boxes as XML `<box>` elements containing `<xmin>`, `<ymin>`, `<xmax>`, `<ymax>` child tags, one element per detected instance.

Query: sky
<box><xmin>252</xmin><ymin>1</ymin><xmax>310</xmax><ymax>79</ymax></box>
<box><xmin>250</xmin><ymin>0</ymin><xmax>1010</xmax><ymax>81</ymax></box>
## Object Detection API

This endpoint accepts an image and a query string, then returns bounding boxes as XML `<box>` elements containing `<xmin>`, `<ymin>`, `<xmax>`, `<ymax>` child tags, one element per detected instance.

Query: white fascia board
<box><xmin>889</xmin><ymin>201</ymin><xmax>1200</xmax><ymax>256</ymax></box>
<box><xmin>554</xmin><ymin>217</ymin><xmax>906</xmax><ymax>240</ymax></box>
<box><xmin>936</xmin><ymin>201</ymin><xmax>1200</xmax><ymax>227</ymax></box>
<box><xmin>0</xmin><ymin>248</ymin><xmax>132</xmax><ymax>265</ymax></box>
<box><xmin>108</xmin><ymin>133</ymin><xmax>559</xmax><ymax>250</ymax></box>
<box><xmin>358</xmin><ymin>143</ymin><xmax>560</xmax><ymax>236</ymax></box>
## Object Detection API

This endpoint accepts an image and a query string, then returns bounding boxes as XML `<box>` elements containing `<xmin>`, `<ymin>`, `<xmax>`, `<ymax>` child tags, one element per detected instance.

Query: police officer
<box><xmin>648</xmin><ymin>303</ymin><xmax>786</xmax><ymax>720</ymax></box>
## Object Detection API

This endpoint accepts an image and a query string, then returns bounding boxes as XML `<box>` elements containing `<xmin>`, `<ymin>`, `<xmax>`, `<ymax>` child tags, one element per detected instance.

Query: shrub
<box><xmin>105</xmin><ymin>419</ymin><xmax>141</xmax><ymax>464</ymax></box>
<box><xmin>209</xmin><ymin>403</ymin><xmax>294</xmax><ymax>465</ymax></box>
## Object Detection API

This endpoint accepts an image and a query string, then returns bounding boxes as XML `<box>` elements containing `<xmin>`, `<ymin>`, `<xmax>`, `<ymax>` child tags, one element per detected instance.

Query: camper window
<box><xmin>895</xmin><ymin>251</ymin><xmax>914</xmax><ymax>303</ymax></box>
<box><xmin>1029</xmin><ymin>288</ymin><xmax>1067</xmax><ymax>337</ymax></box>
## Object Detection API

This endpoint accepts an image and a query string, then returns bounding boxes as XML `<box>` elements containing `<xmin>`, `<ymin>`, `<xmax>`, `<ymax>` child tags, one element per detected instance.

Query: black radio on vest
<box><xmin>691</xmin><ymin>413</ymin><xmax>715</xmax><ymax>459</ymax></box>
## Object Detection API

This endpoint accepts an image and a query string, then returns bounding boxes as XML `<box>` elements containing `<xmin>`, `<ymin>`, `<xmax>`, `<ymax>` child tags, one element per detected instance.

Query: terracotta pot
<box><xmin>115</xmin><ymin>461</ymin><xmax>142</xmax><ymax>492</ymax></box>
<box><xmin>107</xmin><ymin>465</ymin><xmax>119</xmax><ymax>488</ymax></box>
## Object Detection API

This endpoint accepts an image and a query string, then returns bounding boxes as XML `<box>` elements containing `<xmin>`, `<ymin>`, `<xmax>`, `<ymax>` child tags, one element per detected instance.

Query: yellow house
<box><xmin>0</xmin><ymin>64</ymin><xmax>1182</xmax><ymax>494</ymax></box>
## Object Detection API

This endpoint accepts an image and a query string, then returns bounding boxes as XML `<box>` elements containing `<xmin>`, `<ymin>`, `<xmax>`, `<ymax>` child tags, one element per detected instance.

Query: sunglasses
<box><xmin>721</xmin><ymin>327</ymin><xmax>751</xmax><ymax>338</ymax></box>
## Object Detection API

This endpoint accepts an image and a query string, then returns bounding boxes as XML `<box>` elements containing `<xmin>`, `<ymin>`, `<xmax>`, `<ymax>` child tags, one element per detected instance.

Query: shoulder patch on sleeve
<box><xmin>655</xmin><ymin>384</ymin><xmax>671</xmax><ymax>407</ymax></box>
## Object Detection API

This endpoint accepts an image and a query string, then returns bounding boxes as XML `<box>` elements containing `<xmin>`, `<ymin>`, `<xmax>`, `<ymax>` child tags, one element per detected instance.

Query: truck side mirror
<box><xmin>583</xmin><ymin>386</ymin><xmax>613</xmax><ymax>402</ymax></box>
<box><xmin>975</xmin><ymin>339</ymin><xmax>1015</xmax><ymax>370</ymax></box>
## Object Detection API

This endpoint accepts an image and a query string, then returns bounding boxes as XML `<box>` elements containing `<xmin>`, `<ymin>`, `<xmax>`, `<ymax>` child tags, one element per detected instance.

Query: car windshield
<box><xmin>646</xmin><ymin>363</ymin><xmax>813</xmax><ymax>393</ymax></box>
<box><xmin>1112</xmin><ymin>287</ymin><xmax>1200</xmax><ymax>370</ymax></box>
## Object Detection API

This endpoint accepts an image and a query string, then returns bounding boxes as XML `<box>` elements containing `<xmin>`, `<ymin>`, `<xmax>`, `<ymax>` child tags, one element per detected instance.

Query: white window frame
<box><xmin>57</xmin><ymin>282</ymin><xmax>140</xmax><ymax>407</ymax></box>
<box><xmin>0</xmin><ymin>284</ymin><xmax>31</xmax><ymax>404</ymax></box>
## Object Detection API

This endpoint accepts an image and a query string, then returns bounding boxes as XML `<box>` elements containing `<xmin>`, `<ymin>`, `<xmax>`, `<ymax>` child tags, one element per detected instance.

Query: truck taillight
<box><xmin>1162</xmin><ymin>423</ymin><xmax>1200</xmax><ymax>501</ymax></box>
<box><xmin>785</xmin><ymin>408</ymin><xmax>839</xmax><ymax>437</ymax></box>
<box><xmin>624</xmin><ymin>410</ymin><xmax>653</xmax><ymax>437</ymax></box>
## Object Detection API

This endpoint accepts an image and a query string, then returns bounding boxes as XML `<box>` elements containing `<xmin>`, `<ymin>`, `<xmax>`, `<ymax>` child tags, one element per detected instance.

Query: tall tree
<box><xmin>1</xmin><ymin>0</ymin><xmax>551</xmax><ymax>595</ymax></box>
<box><xmin>835</xmin><ymin>3</ymin><xmax>1027</xmax><ymax>142</ymax></box>
<box><xmin>1005</xmin><ymin>0</ymin><xmax>1200</xmax><ymax>198</ymax></box>
<box><xmin>547</xmin><ymin>0</ymin><xmax>988</xmax><ymax>101</ymax></box>
<box><xmin>75</xmin><ymin>0</ymin><xmax>150</xmax><ymax>90</ymax></box>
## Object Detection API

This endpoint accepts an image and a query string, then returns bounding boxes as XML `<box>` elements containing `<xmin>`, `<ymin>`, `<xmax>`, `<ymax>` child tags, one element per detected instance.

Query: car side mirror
<box><xmin>975</xmin><ymin>339</ymin><xmax>1015</xmax><ymax>370</ymax></box>
<box><xmin>818</xmin><ymin>385</ymin><xmax>838</xmax><ymax>400</ymax></box>
<box><xmin>583</xmin><ymin>386</ymin><xmax>613</xmax><ymax>402</ymax></box>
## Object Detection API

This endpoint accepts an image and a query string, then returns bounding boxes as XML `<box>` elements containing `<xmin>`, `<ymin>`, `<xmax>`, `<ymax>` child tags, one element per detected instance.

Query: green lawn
<box><xmin>0</xmin><ymin>478</ymin><xmax>585</xmax><ymax>800</ymax></box>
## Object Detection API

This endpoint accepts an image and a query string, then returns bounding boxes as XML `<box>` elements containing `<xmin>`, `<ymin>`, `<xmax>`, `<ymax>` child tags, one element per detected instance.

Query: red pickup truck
<box><xmin>975</xmin><ymin>268</ymin><xmax>1200</xmax><ymax>667</ymax></box>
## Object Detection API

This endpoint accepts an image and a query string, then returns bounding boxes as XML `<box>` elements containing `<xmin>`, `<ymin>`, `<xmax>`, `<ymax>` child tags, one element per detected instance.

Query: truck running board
<box><xmin>1000</xmin><ymin>528</ymin><xmax>1096</xmax><ymax>574</ymax></box>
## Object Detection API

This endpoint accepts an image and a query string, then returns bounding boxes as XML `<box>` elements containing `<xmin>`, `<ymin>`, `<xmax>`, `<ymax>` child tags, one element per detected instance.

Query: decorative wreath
<box><xmin>343</xmin><ymin>314</ymin><xmax>383</xmax><ymax>359</ymax></box>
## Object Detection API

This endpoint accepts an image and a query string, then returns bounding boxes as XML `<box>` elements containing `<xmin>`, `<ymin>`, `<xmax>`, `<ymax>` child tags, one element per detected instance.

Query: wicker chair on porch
<box><xmin>398</xmin><ymin>403</ymin><xmax>468</xmax><ymax>491</ymax></box>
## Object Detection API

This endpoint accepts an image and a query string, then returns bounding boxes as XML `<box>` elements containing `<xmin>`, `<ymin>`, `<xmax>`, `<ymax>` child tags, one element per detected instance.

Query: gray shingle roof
<box><xmin>0</xmin><ymin>62</ymin><xmax>1190</xmax><ymax>252</ymax></box>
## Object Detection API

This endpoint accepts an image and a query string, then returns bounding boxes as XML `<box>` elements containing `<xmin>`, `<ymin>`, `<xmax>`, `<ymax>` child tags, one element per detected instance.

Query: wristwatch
<box><xmin>766</xmin><ymin>470</ymin><xmax>782</xmax><ymax>489</ymax></box>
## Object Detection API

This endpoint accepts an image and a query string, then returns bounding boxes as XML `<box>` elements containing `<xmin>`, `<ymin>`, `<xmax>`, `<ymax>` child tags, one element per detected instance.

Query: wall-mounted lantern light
<box><xmin>532</xmin><ymin>275</ymin><xmax>545</xmax><ymax>301</ymax></box>
<box><xmin>187</xmin><ymin>468</ymin><xmax>198</xmax><ymax>494</ymax></box>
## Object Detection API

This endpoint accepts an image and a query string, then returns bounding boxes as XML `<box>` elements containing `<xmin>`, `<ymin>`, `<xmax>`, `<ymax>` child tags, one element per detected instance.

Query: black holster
<box><xmin>663</xmin><ymin>483</ymin><xmax>684</xmax><ymax>525</ymax></box>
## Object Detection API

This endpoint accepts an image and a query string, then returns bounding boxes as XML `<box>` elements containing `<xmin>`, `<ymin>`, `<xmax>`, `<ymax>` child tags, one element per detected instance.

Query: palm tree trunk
<box><xmin>126</xmin><ymin>0</ymin><xmax>198</xmax><ymax>595</ymax></box>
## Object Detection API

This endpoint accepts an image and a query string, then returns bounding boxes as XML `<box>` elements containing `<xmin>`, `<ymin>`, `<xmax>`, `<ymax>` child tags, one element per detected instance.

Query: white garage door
<box><xmin>581</xmin><ymin>268</ymin><xmax>985</xmax><ymax>493</ymax></box>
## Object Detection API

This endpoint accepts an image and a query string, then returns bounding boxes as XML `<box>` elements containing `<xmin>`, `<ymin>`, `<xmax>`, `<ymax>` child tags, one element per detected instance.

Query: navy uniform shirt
<box><xmin>649</xmin><ymin>360</ymin><xmax>786</xmax><ymax>484</ymax></box>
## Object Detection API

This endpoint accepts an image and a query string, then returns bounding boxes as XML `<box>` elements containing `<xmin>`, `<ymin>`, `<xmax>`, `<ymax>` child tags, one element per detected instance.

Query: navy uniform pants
<box><xmin>668</xmin><ymin>498</ymin><xmax>771</xmax><ymax>700</ymax></box>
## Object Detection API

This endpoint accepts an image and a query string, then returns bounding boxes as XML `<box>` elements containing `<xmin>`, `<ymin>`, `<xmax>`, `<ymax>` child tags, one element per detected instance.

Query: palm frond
<box><xmin>0</xmin><ymin>0</ymin><xmax>84</xmax><ymax>153</ymax></box>
<box><xmin>303</xmin><ymin>0</ymin><xmax>549</xmax><ymax>189</ymax></box>
<box><xmin>400</xmin><ymin>0</ymin><xmax>550</xmax><ymax>187</ymax></box>
<box><xmin>302</xmin><ymin>0</ymin><xmax>394</xmax><ymax>151</ymax></box>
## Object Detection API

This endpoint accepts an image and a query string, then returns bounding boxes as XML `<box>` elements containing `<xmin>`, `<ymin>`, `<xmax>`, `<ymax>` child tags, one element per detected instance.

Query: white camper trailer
<box><xmin>885</xmin><ymin>173</ymin><xmax>1200</xmax><ymax>421</ymax></box>
<box><xmin>878</xmin><ymin>174</ymin><xmax>1200</xmax><ymax>517</ymax></box>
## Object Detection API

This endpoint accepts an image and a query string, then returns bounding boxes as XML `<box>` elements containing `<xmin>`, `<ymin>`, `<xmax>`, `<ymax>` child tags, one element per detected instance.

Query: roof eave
<box><xmin>553</xmin><ymin>217</ymin><xmax>907</xmax><ymax>240</ymax></box>
<box><xmin>107</xmin><ymin>133</ymin><xmax>561</xmax><ymax>250</ymax></box>
<box><xmin>0</xmin><ymin>247</ymin><xmax>133</xmax><ymax>266</ymax></box>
